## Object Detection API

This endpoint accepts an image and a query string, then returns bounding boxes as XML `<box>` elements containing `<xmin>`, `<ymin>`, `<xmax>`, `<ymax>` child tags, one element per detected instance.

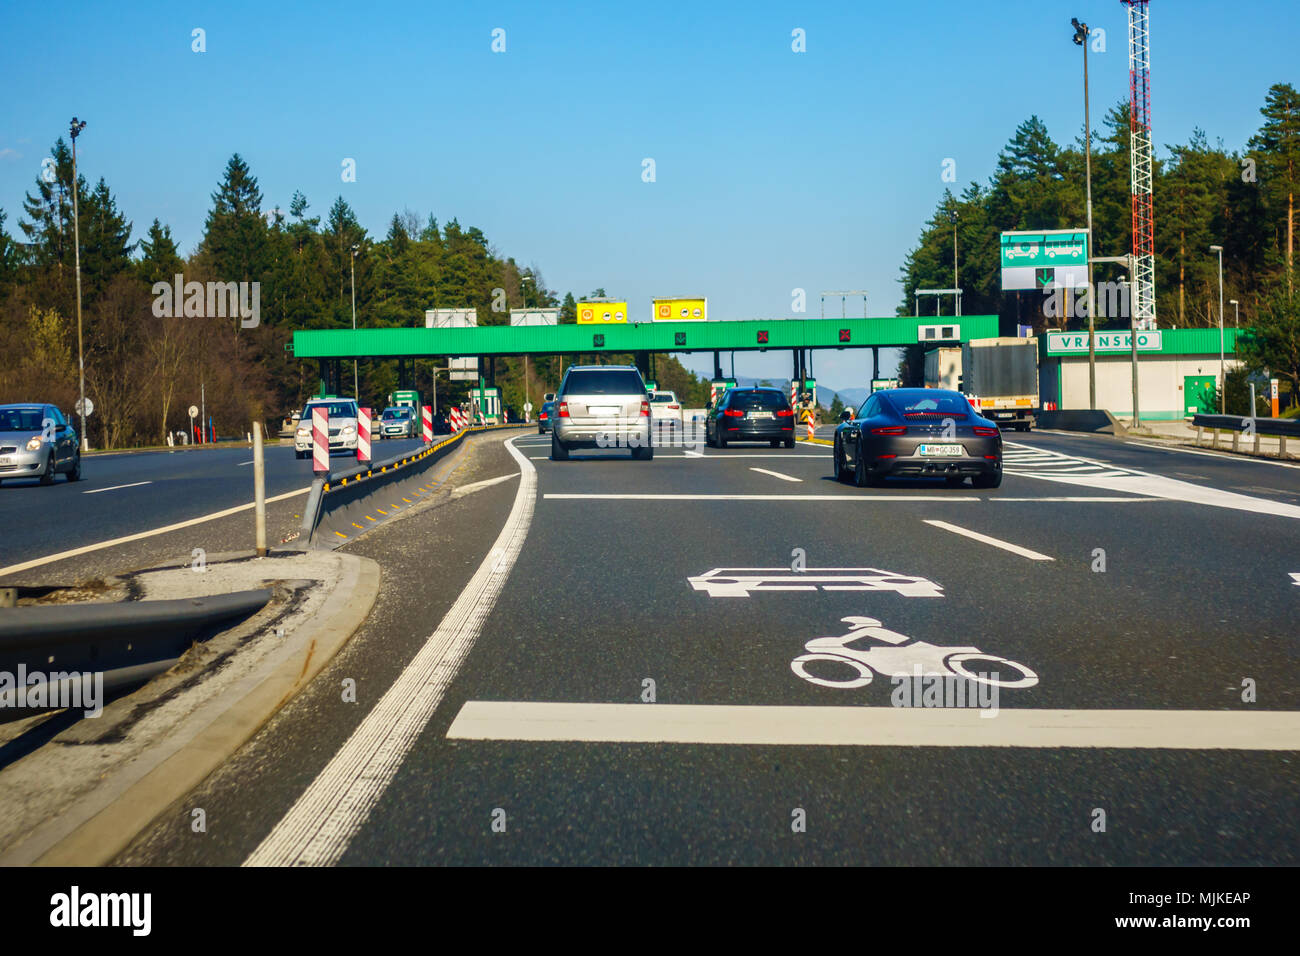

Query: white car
<box><xmin>649</xmin><ymin>389</ymin><xmax>684</xmax><ymax>426</ymax></box>
<box><xmin>294</xmin><ymin>398</ymin><xmax>360</xmax><ymax>458</ymax></box>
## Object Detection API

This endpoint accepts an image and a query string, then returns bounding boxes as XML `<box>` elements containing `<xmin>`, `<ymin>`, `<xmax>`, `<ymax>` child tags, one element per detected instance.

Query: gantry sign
<box><xmin>291</xmin><ymin>315</ymin><xmax>1000</xmax><ymax>361</ymax></box>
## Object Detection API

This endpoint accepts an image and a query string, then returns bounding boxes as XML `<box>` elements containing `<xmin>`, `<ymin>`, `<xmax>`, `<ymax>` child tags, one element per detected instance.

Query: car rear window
<box><xmin>562</xmin><ymin>370</ymin><xmax>645</xmax><ymax>396</ymax></box>
<box><xmin>886</xmin><ymin>392</ymin><xmax>970</xmax><ymax>418</ymax></box>
<box><xmin>651</xmin><ymin>394</ymin><xmax>676</xmax><ymax>403</ymax></box>
<box><xmin>727</xmin><ymin>390</ymin><xmax>789</xmax><ymax>410</ymax></box>
<box><xmin>0</xmin><ymin>408</ymin><xmax>46</xmax><ymax>431</ymax></box>
<box><xmin>381</xmin><ymin>409</ymin><xmax>407</xmax><ymax>419</ymax></box>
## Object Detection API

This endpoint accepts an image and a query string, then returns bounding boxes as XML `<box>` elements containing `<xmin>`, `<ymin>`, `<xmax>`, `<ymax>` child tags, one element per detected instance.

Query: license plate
<box><xmin>747</xmin><ymin>411</ymin><xmax>773</xmax><ymax>419</ymax></box>
<box><xmin>918</xmin><ymin>444</ymin><xmax>963</xmax><ymax>457</ymax></box>
<box><xmin>0</xmin><ymin>457</ymin><xmax>10</xmax><ymax>466</ymax></box>
<box><xmin>589</xmin><ymin>406</ymin><xmax>618</xmax><ymax>416</ymax></box>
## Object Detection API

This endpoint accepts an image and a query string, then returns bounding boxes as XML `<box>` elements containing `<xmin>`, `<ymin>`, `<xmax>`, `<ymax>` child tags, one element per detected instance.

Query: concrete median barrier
<box><xmin>1038</xmin><ymin>409</ymin><xmax>1128</xmax><ymax>435</ymax></box>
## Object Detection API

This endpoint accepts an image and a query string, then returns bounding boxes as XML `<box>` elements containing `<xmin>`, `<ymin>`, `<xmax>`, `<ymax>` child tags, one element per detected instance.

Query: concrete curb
<box><xmin>1038</xmin><ymin>409</ymin><xmax>1128</xmax><ymax>435</ymax></box>
<box><xmin>10</xmin><ymin>552</ymin><xmax>381</xmax><ymax>867</ymax></box>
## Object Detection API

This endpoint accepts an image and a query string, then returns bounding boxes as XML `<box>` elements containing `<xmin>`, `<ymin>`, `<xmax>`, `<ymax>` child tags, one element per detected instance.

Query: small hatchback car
<box><xmin>0</xmin><ymin>403</ymin><xmax>82</xmax><ymax>485</ymax></box>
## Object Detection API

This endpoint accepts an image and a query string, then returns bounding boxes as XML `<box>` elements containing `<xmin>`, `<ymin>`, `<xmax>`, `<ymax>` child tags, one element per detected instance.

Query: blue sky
<box><xmin>1</xmin><ymin>0</ymin><xmax>1295</xmax><ymax>389</ymax></box>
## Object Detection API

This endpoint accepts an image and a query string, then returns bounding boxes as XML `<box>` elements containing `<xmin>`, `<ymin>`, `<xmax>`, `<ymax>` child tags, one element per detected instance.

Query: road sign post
<box><xmin>253</xmin><ymin>421</ymin><xmax>267</xmax><ymax>557</ymax></box>
<box><xmin>357</xmin><ymin>407</ymin><xmax>371</xmax><ymax>465</ymax></box>
<box><xmin>312</xmin><ymin>406</ymin><xmax>329</xmax><ymax>474</ymax></box>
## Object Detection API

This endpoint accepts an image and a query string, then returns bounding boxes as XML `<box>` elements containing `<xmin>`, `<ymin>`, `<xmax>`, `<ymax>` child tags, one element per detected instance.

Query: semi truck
<box><xmin>924</xmin><ymin>337</ymin><xmax>1040</xmax><ymax>432</ymax></box>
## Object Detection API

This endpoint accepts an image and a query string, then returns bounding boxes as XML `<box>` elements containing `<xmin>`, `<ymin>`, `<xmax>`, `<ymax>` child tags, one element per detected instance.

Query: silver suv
<box><xmin>551</xmin><ymin>365</ymin><xmax>653</xmax><ymax>460</ymax></box>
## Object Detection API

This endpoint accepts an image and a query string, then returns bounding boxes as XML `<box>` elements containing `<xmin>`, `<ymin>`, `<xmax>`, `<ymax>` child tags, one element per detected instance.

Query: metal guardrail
<box><xmin>1191</xmin><ymin>413</ymin><xmax>1297</xmax><ymax>456</ymax></box>
<box><xmin>295</xmin><ymin>423</ymin><xmax>529</xmax><ymax>547</ymax></box>
<box><xmin>0</xmin><ymin>589</ymin><xmax>272</xmax><ymax>721</ymax></box>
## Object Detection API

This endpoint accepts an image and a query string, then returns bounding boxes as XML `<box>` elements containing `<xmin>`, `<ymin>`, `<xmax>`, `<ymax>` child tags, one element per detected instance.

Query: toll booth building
<box><xmin>1040</xmin><ymin>328</ymin><xmax>1243</xmax><ymax>422</ymax></box>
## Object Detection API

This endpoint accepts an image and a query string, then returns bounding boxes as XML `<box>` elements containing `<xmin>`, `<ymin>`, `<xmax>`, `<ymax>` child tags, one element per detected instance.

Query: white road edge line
<box><xmin>446</xmin><ymin>702</ymin><xmax>1300</xmax><ymax>750</ymax></box>
<box><xmin>922</xmin><ymin>519</ymin><xmax>1054</xmax><ymax>561</ymax></box>
<box><xmin>1120</xmin><ymin>438</ymin><xmax>1300</xmax><ymax>470</ymax></box>
<box><xmin>82</xmin><ymin>481</ymin><xmax>153</xmax><ymax>494</ymax></box>
<box><xmin>546</xmin><ymin>494</ymin><xmax>981</xmax><ymax>501</ymax></box>
<box><xmin>244</xmin><ymin>436</ymin><xmax>537</xmax><ymax>867</ymax></box>
<box><xmin>749</xmin><ymin>467</ymin><xmax>802</xmax><ymax>483</ymax></box>
<box><xmin>0</xmin><ymin>485</ymin><xmax>312</xmax><ymax>576</ymax></box>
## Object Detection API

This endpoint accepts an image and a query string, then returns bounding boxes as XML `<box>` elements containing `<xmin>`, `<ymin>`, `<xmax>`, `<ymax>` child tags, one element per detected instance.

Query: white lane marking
<box><xmin>446</xmin><ymin>702</ymin><xmax>1300</xmax><ymax>750</ymax></box>
<box><xmin>1004</xmin><ymin>441</ymin><xmax>1300</xmax><ymax>519</ymax></box>
<box><xmin>749</xmin><ymin>467</ymin><xmax>802</xmax><ymax>483</ymax></box>
<box><xmin>992</xmin><ymin>497</ymin><xmax>1159</xmax><ymax>503</ymax></box>
<box><xmin>1291</xmin><ymin>572</ymin><xmax>1300</xmax><ymax>586</ymax></box>
<box><xmin>1120</xmin><ymin>439</ymin><xmax>1300</xmax><ymax>470</ymax></box>
<box><xmin>546</xmin><ymin>494</ymin><xmax>980</xmax><ymax>501</ymax></box>
<box><xmin>82</xmin><ymin>481</ymin><xmax>153</xmax><ymax>494</ymax></box>
<box><xmin>450</xmin><ymin>472</ymin><xmax>519</xmax><ymax>499</ymax></box>
<box><xmin>245</xmin><ymin>437</ymin><xmax>537</xmax><ymax>867</ymax></box>
<box><xmin>689</xmin><ymin>567</ymin><xmax>944</xmax><ymax>598</ymax></box>
<box><xmin>0</xmin><ymin>485</ymin><xmax>312</xmax><ymax>576</ymax></box>
<box><xmin>922</xmin><ymin>519</ymin><xmax>1054</xmax><ymax>561</ymax></box>
<box><xmin>237</xmin><ymin>460</ymin><xmax>254</xmax><ymax>466</ymax></box>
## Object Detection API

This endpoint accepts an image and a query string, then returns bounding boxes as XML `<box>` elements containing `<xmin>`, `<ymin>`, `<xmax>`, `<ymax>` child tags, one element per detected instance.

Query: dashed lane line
<box><xmin>749</xmin><ymin>467</ymin><xmax>802</xmax><ymax>482</ymax></box>
<box><xmin>922</xmin><ymin>519</ymin><xmax>1054</xmax><ymax>561</ymax></box>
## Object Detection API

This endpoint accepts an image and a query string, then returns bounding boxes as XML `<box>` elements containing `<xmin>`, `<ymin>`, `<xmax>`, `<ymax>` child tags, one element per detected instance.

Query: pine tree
<box><xmin>1249</xmin><ymin>83</ymin><xmax>1300</xmax><ymax>292</ymax></box>
<box><xmin>198</xmin><ymin>153</ymin><xmax>269</xmax><ymax>283</ymax></box>
<box><xmin>137</xmin><ymin>218</ymin><xmax>184</xmax><ymax>286</ymax></box>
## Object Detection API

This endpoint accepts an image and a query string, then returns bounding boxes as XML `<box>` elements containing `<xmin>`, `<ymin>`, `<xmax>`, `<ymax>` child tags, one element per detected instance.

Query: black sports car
<box><xmin>832</xmin><ymin>388</ymin><xmax>1003</xmax><ymax>488</ymax></box>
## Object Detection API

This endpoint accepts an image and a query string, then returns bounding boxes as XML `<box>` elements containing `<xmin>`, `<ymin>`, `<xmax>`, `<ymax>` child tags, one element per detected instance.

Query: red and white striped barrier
<box><xmin>312</xmin><ymin>406</ymin><xmax>329</xmax><ymax>474</ymax></box>
<box><xmin>448</xmin><ymin>407</ymin><xmax>466</xmax><ymax>432</ymax></box>
<box><xmin>806</xmin><ymin>418</ymin><xmax>816</xmax><ymax>440</ymax></box>
<box><xmin>357</xmin><ymin>407</ymin><xmax>371</xmax><ymax>464</ymax></box>
<box><xmin>422</xmin><ymin>405</ymin><xmax>433</xmax><ymax>442</ymax></box>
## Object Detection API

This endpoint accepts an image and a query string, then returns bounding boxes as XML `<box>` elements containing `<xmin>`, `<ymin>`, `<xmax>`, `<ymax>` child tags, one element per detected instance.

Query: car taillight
<box><xmin>870</xmin><ymin>426</ymin><xmax>907</xmax><ymax>435</ymax></box>
<box><xmin>972</xmin><ymin>426</ymin><xmax>999</xmax><ymax>436</ymax></box>
<box><xmin>776</xmin><ymin>408</ymin><xmax>793</xmax><ymax>417</ymax></box>
<box><xmin>558</xmin><ymin>402</ymin><xmax>570</xmax><ymax>417</ymax></box>
<box><xmin>539</xmin><ymin>412</ymin><xmax>548</xmax><ymax>420</ymax></box>
<box><xmin>640</xmin><ymin>401</ymin><xmax>650</xmax><ymax>417</ymax></box>
<box><xmin>723</xmin><ymin>408</ymin><xmax>744</xmax><ymax>417</ymax></box>
<box><xmin>668</xmin><ymin>404</ymin><xmax>680</xmax><ymax>410</ymax></box>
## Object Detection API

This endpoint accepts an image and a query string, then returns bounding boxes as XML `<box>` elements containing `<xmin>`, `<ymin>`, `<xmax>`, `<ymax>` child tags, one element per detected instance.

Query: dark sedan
<box><xmin>537</xmin><ymin>400</ymin><xmax>556</xmax><ymax>434</ymax></box>
<box><xmin>705</xmin><ymin>387</ymin><xmax>796</xmax><ymax>448</ymax></box>
<box><xmin>832</xmin><ymin>388</ymin><xmax>1002</xmax><ymax>488</ymax></box>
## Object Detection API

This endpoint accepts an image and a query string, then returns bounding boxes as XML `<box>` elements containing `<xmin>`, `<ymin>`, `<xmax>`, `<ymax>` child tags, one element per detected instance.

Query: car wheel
<box><xmin>717</xmin><ymin>432</ymin><xmax>727</xmax><ymax>449</ymax></box>
<box><xmin>632</xmin><ymin>444</ymin><xmax>653</xmax><ymax>461</ymax></box>
<box><xmin>853</xmin><ymin>440</ymin><xmax>880</xmax><ymax>488</ymax></box>
<box><xmin>66</xmin><ymin>454</ymin><xmax>82</xmax><ymax>482</ymax></box>
<box><xmin>770</xmin><ymin>439</ymin><xmax>780</xmax><ymax>448</ymax></box>
<box><xmin>551</xmin><ymin>432</ymin><xmax>569</xmax><ymax>461</ymax></box>
<box><xmin>39</xmin><ymin>451</ymin><xmax>56</xmax><ymax>485</ymax></box>
<box><xmin>784</xmin><ymin>438</ymin><xmax>795</xmax><ymax>449</ymax></box>
<box><xmin>833</xmin><ymin>435</ymin><xmax>851</xmax><ymax>482</ymax></box>
<box><xmin>972</xmin><ymin>470</ymin><xmax>1003</xmax><ymax>489</ymax></box>
<box><xmin>296</xmin><ymin>450</ymin><xmax>306</xmax><ymax>459</ymax></box>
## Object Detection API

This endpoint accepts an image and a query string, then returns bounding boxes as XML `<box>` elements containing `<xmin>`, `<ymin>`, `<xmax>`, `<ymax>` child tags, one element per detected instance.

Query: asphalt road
<box><xmin>111</xmin><ymin>426</ymin><xmax>1300</xmax><ymax>865</ymax></box>
<box><xmin>0</xmin><ymin>438</ymin><xmax>427</xmax><ymax>573</ymax></box>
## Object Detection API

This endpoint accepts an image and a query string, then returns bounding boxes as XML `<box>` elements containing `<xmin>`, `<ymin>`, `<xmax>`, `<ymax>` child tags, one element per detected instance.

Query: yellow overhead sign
<box><xmin>653</xmin><ymin>297</ymin><xmax>707</xmax><ymax>321</ymax></box>
<box><xmin>577</xmin><ymin>301</ymin><xmax>629</xmax><ymax>324</ymax></box>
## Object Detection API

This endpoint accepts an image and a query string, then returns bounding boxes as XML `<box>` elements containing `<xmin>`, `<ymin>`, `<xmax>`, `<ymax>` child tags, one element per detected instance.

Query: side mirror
<box><xmin>840</xmin><ymin>410</ymin><xmax>853</xmax><ymax>423</ymax></box>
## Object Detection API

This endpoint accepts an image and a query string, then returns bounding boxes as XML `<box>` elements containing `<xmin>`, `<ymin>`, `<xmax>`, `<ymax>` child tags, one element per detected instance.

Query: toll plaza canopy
<box><xmin>291</xmin><ymin>315</ymin><xmax>1000</xmax><ymax>359</ymax></box>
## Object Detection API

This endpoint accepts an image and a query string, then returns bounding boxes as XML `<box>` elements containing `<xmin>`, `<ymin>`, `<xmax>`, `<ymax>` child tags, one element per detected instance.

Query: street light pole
<box><xmin>69</xmin><ymin>118</ymin><xmax>88</xmax><ymax>451</ymax></box>
<box><xmin>350</xmin><ymin>244</ymin><xmax>359</xmax><ymax>398</ymax></box>
<box><xmin>1073</xmin><ymin>18</ymin><xmax>1097</xmax><ymax>409</ymax></box>
<box><xmin>521</xmin><ymin>274</ymin><xmax>534</xmax><ymax>413</ymax></box>
<box><xmin>1210</xmin><ymin>244</ymin><xmax>1225</xmax><ymax>412</ymax></box>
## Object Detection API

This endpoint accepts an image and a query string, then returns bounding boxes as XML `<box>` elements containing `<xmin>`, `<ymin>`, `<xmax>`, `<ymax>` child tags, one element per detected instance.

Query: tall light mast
<box><xmin>1123</xmin><ymin>0</ymin><xmax>1156</xmax><ymax>331</ymax></box>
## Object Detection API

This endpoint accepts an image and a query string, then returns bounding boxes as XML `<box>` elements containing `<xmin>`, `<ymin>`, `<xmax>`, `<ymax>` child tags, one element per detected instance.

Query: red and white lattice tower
<box><xmin>1123</xmin><ymin>0</ymin><xmax>1156</xmax><ymax>331</ymax></box>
